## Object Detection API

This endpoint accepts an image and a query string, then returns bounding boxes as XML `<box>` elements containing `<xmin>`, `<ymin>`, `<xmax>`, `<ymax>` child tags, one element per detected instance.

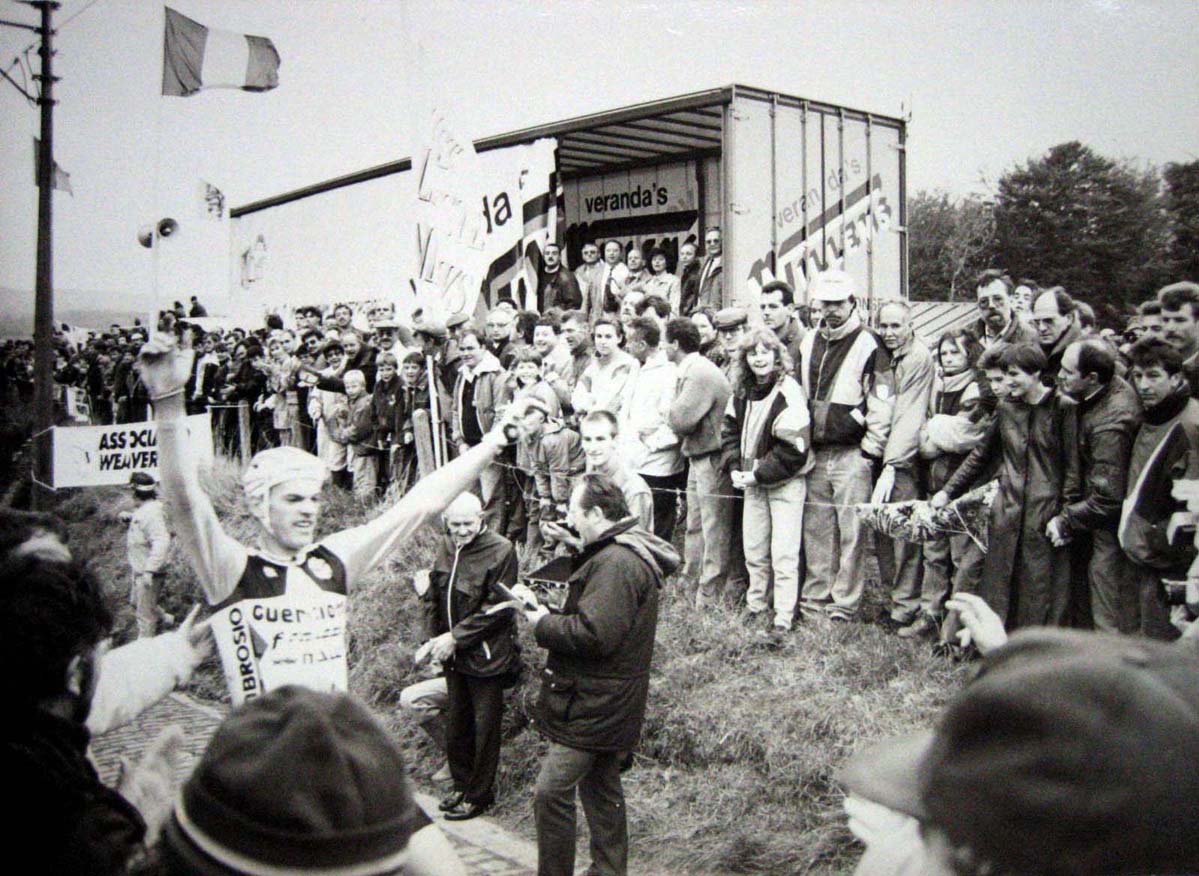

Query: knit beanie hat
<box><xmin>162</xmin><ymin>686</ymin><xmax>430</xmax><ymax>876</ymax></box>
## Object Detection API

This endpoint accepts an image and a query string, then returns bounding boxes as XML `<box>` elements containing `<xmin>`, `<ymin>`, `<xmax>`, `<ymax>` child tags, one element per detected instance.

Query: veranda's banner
<box><xmin>50</xmin><ymin>414</ymin><xmax>213</xmax><ymax>488</ymax></box>
<box><xmin>561</xmin><ymin>160</ymin><xmax>699</xmax><ymax>274</ymax></box>
<box><xmin>208</xmin><ymin>588</ymin><xmax>347</xmax><ymax>706</ymax></box>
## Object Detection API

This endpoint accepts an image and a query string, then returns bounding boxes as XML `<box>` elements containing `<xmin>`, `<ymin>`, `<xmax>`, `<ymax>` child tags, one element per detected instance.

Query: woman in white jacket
<box><xmin>721</xmin><ymin>329</ymin><xmax>813</xmax><ymax>631</ymax></box>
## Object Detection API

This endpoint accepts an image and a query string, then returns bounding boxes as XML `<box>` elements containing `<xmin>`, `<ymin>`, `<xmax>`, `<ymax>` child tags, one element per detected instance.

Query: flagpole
<box><xmin>31</xmin><ymin>0</ymin><xmax>59</xmax><ymax>509</ymax></box>
<box><xmin>148</xmin><ymin>3</ymin><xmax>168</xmax><ymax>330</ymax></box>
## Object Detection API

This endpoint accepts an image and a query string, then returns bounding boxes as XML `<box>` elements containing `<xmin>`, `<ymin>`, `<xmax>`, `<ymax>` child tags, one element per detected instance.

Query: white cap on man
<box><xmin>807</xmin><ymin>270</ymin><xmax>857</xmax><ymax>303</ymax></box>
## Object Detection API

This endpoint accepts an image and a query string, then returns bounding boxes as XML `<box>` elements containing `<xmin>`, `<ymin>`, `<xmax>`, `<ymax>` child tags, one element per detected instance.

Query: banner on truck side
<box><xmin>49</xmin><ymin>414</ymin><xmax>213</xmax><ymax>488</ymax></box>
<box><xmin>208</xmin><ymin>589</ymin><xmax>348</xmax><ymax>706</ymax></box>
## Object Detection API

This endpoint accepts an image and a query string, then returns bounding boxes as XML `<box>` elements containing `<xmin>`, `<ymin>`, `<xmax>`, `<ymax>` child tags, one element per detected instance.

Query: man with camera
<box><xmin>513</xmin><ymin>474</ymin><xmax>680</xmax><ymax>876</ymax></box>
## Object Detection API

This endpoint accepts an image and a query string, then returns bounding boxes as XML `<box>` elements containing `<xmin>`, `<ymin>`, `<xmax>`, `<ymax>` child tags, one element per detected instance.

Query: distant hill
<box><xmin>1</xmin><ymin>286</ymin><xmax>160</xmax><ymax>338</ymax></box>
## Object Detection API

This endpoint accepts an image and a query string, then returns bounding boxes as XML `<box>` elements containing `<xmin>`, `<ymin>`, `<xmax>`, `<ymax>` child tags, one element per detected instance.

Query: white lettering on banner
<box><xmin>209</xmin><ymin>592</ymin><xmax>348</xmax><ymax>706</ymax></box>
<box><xmin>50</xmin><ymin>414</ymin><xmax>213</xmax><ymax>488</ymax></box>
<box><xmin>414</xmin><ymin>107</ymin><xmax>490</xmax><ymax>316</ymax></box>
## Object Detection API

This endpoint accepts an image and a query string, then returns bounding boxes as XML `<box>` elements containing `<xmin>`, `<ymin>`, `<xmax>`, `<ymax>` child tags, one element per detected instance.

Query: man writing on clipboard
<box><xmin>510</xmin><ymin>473</ymin><xmax>680</xmax><ymax>876</ymax></box>
<box><xmin>137</xmin><ymin>319</ymin><xmax>532</xmax><ymax>706</ymax></box>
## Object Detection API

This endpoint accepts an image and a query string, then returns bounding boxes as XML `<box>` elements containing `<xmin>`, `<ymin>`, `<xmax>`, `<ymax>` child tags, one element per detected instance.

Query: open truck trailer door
<box><xmin>229</xmin><ymin>85</ymin><xmax>906</xmax><ymax>316</ymax></box>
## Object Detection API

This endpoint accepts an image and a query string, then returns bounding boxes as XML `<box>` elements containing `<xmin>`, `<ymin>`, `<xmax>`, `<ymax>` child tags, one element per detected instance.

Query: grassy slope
<box><xmin>59</xmin><ymin>458</ymin><xmax>969</xmax><ymax>876</ymax></box>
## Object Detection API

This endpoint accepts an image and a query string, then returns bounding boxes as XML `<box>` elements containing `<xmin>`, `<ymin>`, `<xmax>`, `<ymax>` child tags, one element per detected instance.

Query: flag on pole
<box><xmin>33</xmin><ymin>138</ymin><xmax>72</xmax><ymax>195</ymax></box>
<box><xmin>162</xmin><ymin>7</ymin><xmax>280</xmax><ymax>97</ymax></box>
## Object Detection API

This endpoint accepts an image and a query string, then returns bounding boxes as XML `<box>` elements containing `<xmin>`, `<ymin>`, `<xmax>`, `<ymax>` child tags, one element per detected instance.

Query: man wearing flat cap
<box><xmin>713</xmin><ymin>306</ymin><xmax>749</xmax><ymax>384</ymax></box>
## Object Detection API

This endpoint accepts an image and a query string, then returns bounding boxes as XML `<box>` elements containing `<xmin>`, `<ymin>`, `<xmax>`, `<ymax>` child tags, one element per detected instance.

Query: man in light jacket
<box><xmin>797</xmin><ymin>271</ymin><xmax>894</xmax><ymax>622</ymax></box>
<box><xmin>622</xmin><ymin>316</ymin><xmax>684</xmax><ymax>541</ymax></box>
<box><xmin>571</xmin><ymin>317</ymin><xmax>638</xmax><ymax>419</ymax></box>
<box><xmin>873</xmin><ymin>302</ymin><xmax>935</xmax><ymax>632</ymax></box>
<box><xmin>452</xmin><ymin>329</ymin><xmax>511</xmax><ymax>530</ymax></box>
<box><xmin>665</xmin><ymin>316</ymin><xmax>734</xmax><ymax>607</ymax></box>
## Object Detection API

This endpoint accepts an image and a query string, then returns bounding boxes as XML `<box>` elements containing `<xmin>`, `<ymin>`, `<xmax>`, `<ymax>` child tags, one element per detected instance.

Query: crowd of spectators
<box><xmin>20</xmin><ymin>236</ymin><xmax>1199</xmax><ymax>646</ymax></box>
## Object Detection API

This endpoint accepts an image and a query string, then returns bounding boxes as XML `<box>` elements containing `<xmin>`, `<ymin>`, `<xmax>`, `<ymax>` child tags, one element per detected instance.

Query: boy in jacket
<box><xmin>1119</xmin><ymin>337</ymin><xmax>1199</xmax><ymax>639</ymax></box>
<box><xmin>419</xmin><ymin>493</ymin><xmax>520</xmax><ymax>821</ymax></box>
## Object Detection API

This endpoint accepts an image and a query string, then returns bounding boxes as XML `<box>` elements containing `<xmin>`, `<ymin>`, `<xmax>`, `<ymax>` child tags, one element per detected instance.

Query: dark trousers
<box><xmin>445</xmin><ymin>670</ymin><xmax>506</xmax><ymax>806</ymax></box>
<box><xmin>642</xmin><ymin>469</ymin><xmax>687</xmax><ymax>542</ymax></box>
<box><xmin>1131</xmin><ymin>563</ymin><xmax>1182</xmax><ymax>642</ymax></box>
<box><xmin>534</xmin><ymin>743</ymin><xmax>627</xmax><ymax>876</ymax></box>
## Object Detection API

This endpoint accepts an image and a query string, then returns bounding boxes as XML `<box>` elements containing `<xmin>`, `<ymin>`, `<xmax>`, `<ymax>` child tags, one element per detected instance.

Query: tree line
<box><xmin>910</xmin><ymin>141</ymin><xmax>1199</xmax><ymax>326</ymax></box>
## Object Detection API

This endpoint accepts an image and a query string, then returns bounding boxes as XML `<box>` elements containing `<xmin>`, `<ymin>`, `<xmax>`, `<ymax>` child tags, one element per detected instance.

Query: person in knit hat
<box><xmin>162</xmin><ymin>686</ymin><xmax>466</xmax><ymax>876</ymax></box>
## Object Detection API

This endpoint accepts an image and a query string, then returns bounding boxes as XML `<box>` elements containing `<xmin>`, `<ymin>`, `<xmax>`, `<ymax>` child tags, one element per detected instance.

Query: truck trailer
<box><xmin>229</xmin><ymin>84</ymin><xmax>907</xmax><ymax>314</ymax></box>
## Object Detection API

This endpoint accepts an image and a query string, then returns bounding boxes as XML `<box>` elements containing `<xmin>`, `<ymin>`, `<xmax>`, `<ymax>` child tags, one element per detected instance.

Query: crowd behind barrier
<box><xmin>7</xmin><ymin>240</ymin><xmax>1199</xmax><ymax>876</ymax></box>
<box><xmin>16</xmin><ymin>252</ymin><xmax>1199</xmax><ymax>645</ymax></box>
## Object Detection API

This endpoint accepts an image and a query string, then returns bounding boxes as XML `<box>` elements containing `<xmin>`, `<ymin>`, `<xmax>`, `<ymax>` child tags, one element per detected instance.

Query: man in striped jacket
<box><xmin>797</xmin><ymin>270</ymin><xmax>895</xmax><ymax>621</ymax></box>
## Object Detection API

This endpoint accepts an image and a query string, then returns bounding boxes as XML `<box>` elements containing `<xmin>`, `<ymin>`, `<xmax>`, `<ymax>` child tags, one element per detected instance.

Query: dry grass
<box><xmin>59</xmin><ymin>457</ymin><xmax>972</xmax><ymax>876</ymax></box>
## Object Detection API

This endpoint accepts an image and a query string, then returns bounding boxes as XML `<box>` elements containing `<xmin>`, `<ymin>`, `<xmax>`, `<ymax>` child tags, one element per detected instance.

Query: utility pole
<box><xmin>0</xmin><ymin>2</ymin><xmax>60</xmax><ymax>506</ymax></box>
<box><xmin>31</xmin><ymin>1</ymin><xmax>60</xmax><ymax>508</ymax></box>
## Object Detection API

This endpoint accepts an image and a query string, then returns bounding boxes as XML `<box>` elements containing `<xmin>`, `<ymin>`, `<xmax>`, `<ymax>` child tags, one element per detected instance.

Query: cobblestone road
<box><xmin>91</xmin><ymin>693</ymin><xmax>536</xmax><ymax>875</ymax></box>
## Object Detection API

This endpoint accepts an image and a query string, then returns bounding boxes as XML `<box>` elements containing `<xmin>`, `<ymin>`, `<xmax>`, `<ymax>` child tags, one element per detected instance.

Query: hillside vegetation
<box><xmin>59</xmin><ymin>457</ymin><xmax>969</xmax><ymax>875</ymax></box>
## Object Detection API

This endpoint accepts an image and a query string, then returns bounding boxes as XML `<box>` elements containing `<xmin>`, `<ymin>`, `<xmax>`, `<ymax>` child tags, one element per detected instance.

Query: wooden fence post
<box><xmin>238</xmin><ymin>400</ymin><xmax>252</xmax><ymax>465</ymax></box>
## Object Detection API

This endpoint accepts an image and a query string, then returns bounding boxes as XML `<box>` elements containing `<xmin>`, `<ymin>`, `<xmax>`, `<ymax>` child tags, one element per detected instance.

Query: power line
<box><xmin>58</xmin><ymin>0</ymin><xmax>100</xmax><ymax>30</ymax></box>
<box><xmin>1</xmin><ymin>0</ymin><xmax>103</xmax><ymax>85</ymax></box>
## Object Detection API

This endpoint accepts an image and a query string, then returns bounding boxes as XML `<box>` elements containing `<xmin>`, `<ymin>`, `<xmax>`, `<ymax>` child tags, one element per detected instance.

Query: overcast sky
<box><xmin>1</xmin><ymin>0</ymin><xmax>1197</xmax><ymax>313</ymax></box>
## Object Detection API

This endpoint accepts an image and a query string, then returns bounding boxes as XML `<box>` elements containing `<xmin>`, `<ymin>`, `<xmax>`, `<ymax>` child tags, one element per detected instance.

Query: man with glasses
<box><xmin>1030</xmin><ymin>287</ymin><xmax>1082</xmax><ymax>387</ymax></box>
<box><xmin>697</xmin><ymin>227</ymin><xmax>724</xmax><ymax>310</ymax></box>
<box><xmin>485</xmin><ymin>308</ymin><xmax>519</xmax><ymax>370</ymax></box>
<box><xmin>966</xmin><ymin>269</ymin><xmax>1039</xmax><ymax>411</ymax></box>
<box><xmin>967</xmin><ymin>270</ymin><xmax>1038</xmax><ymax>351</ymax></box>
<box><xmin>373</xmin><ymin>319</ymin><xmax>409</xmax><ymax>363</ymax></box>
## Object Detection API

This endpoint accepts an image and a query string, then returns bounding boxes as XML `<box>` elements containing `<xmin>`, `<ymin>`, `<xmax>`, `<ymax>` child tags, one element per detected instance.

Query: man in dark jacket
<box><xmin>538</xmin><ymin>242</ymin><xmax>583</xmax><ymax>312</ymax></box>
<box><xmin>1050</xmin><ymin>340</ymin><xmax>1141</xmax><ymax>632</ymax></box>
<box><xmin>515</xmin><ymin>474</ymin><xmax>680</xmax><ymax>876</ymax></box>
<box><xmin>417</xmin><ymin>492</ymin><xmax>519</xmax><ymax>821</ymax></box>
<box><xmin>1</xmin><ymin>510</ymin><xmax>176</xmax><ymax>874</ymax></box>
<box><xmin>1119</xmin><ymin>337</ymin><xmax>1199</xmax><ymax>640</ymax></box>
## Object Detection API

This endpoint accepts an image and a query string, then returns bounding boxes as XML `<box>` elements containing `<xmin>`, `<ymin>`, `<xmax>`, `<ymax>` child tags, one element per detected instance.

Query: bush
<box><xmin>70</xmin><ymin>457</ymin><xmax>971</xmax><ymax>875</ymax></box>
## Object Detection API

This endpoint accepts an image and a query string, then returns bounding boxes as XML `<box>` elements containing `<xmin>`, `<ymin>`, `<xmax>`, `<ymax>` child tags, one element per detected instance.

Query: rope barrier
<box><xmin>24</xmin><ymin>396</ymin><xmax>983</xmax><ymax>544</ymax></box>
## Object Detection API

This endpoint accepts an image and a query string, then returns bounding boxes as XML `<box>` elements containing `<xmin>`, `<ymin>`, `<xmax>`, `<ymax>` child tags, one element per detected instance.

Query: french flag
<box><xmin>162</xmin><ymin>7</ymin><xmax>280</xmax><ymax>97</ymax></box>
